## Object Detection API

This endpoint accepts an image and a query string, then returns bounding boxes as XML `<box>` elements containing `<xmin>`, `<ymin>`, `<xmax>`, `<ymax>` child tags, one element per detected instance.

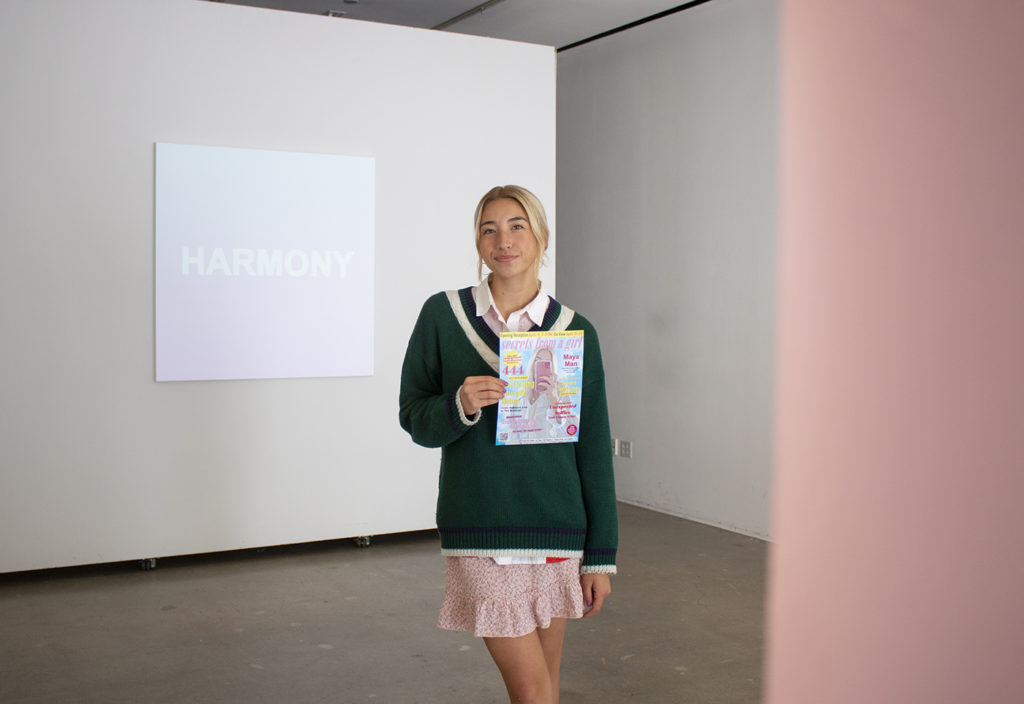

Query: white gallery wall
<box><xmin>0</xmin><ymin>0</ymin><xmax>555</xmax><ymax>573</ymax></box>
<box><xmin>557</xmin><ymin>0</ymin><xmax>778</xmax><ymax>538</ymax></box>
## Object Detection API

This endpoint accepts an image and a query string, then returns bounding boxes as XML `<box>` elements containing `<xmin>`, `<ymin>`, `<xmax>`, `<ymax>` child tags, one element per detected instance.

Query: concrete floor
<box><xmin>0</xmin><ymin>503</ymin><xmax>766</xmax><ymax>703</ymax></box>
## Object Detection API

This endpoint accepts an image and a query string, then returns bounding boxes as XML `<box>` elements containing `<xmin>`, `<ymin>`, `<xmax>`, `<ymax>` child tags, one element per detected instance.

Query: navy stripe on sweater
<box><xmin>441</xmin><ymin>526</ymin><xmax>587</xmax><ymax>536</ymax></box>
<box><xmin>456</xmin><ymin>286</ymin><xmax>563</xmax><ymax>354</ymax></box>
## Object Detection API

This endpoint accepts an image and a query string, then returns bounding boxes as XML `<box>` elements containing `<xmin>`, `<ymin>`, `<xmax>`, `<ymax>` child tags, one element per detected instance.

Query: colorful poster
<box><xmin>496</xmin><ymin>331</ymin><xmax>584</xmax><ymax>446</ymax></box>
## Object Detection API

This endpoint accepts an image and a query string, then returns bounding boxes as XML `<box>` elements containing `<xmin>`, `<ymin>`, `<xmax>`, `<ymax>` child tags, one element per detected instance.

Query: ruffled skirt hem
<box><xmin>437</xmin><ymin>557</ymin><xmax>585</xmax><ymax>638</ymax></box>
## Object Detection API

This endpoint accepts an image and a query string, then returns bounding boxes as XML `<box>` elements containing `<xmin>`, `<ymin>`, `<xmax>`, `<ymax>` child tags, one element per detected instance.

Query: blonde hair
<box><xmin>474</xmin><ymin>185</ymin><xmax>550</xmax><ymax>281</ymax></box>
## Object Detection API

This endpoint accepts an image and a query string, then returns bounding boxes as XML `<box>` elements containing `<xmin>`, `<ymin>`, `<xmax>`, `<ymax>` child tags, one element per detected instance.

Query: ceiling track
<box><xmin>557</xmin><ymin>0</ymin><xmax>716</xmax><ymax>52</ymax></box>
<box><xmin>433</xmin><ymin>0</ymin><xmax>509</xmax><ymax>31</ymax></box>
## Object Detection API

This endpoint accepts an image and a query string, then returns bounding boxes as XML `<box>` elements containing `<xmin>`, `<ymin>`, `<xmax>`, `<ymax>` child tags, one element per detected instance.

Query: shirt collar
<box><xmin>474</xmin><ymin>277</ymin><xmax>549</xmax><ymax>327</ymax></box>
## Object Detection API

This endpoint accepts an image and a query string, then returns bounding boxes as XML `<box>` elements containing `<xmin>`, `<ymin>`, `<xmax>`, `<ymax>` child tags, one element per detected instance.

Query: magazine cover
<box><xmin>495</xmin><ymin>330</ymin><xmax>584</xmax><ymax>446</ymax></box>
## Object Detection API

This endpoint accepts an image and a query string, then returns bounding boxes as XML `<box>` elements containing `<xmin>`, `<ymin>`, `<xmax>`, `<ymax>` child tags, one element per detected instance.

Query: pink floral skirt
<box><xmin>438</xmin><ymin>557</ymin><xmax>585</xmax><ymax>638</ymax></box>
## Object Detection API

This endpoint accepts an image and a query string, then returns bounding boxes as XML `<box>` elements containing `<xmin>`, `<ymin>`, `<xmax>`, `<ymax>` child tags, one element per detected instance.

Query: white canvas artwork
<box><xmin>155</xmin><ymin>143</ymin><xmax>375</xmax><ymax>381</ymax></box>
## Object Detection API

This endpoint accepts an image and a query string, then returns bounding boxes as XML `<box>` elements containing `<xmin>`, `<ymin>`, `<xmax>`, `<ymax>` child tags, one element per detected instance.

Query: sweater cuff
<box><xmin>581</xmin><ymin>564</ymin><xmax>617</xmax><ymax>575</ymax></box>
<box><xmin>454</xmin><ymin>385</ymin><xmax>483</xmax><ymax>427</ymax></box>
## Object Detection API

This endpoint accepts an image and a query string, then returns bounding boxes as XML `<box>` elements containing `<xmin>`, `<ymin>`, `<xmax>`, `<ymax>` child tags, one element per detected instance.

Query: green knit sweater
<box><xmin>399</xmin><ymin>288</ymin><xmax>618</xmax><ymax>574</ymax></box>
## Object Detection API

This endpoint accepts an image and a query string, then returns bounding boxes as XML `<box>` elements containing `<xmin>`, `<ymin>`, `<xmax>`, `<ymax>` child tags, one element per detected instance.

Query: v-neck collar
<box><xmin>446</xmin><ymin>287</ymin><xmax>576</xmax><ymax>372</ymax></box>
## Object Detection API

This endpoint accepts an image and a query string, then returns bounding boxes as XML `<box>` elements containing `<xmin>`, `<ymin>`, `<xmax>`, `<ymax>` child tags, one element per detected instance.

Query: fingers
<box><xmin>581</xmin><ymin>573</ymin><xmax>612</xmax><ymax>618</ymax></box>
<box><xmin>459</xmin><ymin>376</ymin><xmax>507</xmax><ymax>415</ymax></box>
<box><xmin>582</xmin><ymin>590</ymin><xmax>605</xmax><ymax>617</ymax></box>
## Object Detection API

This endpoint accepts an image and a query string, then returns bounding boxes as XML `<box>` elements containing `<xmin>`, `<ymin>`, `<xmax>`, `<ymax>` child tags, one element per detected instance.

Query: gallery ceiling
<box><xmin>214</xmin><ymin>0</ymin><xmax>690</xmax><ymax>48</ymax></box>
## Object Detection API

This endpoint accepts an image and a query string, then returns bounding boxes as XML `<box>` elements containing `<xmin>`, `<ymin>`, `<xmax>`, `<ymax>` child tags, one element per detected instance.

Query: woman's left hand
<box><xmin>580</xmin><ymin>573</ymin><xmax>612</xmax><ymax>617</ymax></box>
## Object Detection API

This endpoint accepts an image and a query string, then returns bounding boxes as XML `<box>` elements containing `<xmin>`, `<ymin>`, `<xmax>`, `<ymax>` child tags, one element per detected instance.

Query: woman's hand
<box><xmin>580</xmin><ymin>573</ymin><xmax>612</xmax><ymax>617</ymax></box>
<box><xmin>529</xmin><ymin>374</ymin><xmax>556</xmax><ymax>405</ymax></box>
<box><xmin>459</xmin><ymin>376</ymin><xmax>507</xmax><ymax>415</ymax></box>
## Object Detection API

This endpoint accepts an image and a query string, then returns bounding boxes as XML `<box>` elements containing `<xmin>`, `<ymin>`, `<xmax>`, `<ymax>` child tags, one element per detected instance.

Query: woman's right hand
<box><xmin>459</xmin><ymin>376</ymin><xmax>507</xmax><ymax>415</ymax></box>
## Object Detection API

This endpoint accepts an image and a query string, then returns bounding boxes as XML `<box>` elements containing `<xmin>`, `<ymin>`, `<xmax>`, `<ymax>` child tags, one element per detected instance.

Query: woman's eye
<box><xmin>512</xmin><ymin>223</ymin><xmax>524</xmax><ymax>230</ymax></box>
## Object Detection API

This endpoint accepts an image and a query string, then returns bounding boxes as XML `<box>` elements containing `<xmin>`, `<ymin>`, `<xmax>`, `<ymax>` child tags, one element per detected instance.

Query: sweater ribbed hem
<box><xmin>439</xmin><ymin>527</ymin><xmax>617</xmax><ymax>573</ymax></box>
<box><xmin>440</xmin><ymin>549</ymin><xmax>616</xmax><ymax>576</ymax></box>
<box><xmin>441</xmin><ymin>548</ymin><xmax>583</xmax><ymax>559</ymax></box>
<box><xmin>439</xmin><ymin>526</ymin><xmax>587</xmax><ymax>554</ymax></box>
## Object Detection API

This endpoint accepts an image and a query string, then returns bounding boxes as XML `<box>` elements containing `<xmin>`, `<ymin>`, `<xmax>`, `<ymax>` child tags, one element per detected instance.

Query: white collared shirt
<box><xmin>474</xmin><ymin>277</ymin><xmax>549</xmax><ymax>336</ymax></box>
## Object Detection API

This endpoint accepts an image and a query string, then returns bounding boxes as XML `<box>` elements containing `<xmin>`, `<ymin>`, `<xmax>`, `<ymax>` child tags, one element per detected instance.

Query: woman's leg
<box><xmin>484</xmin><ymin>619</ymin><xmax>567</xmax><ymax>704</ymax></box>
<box><xmin>536</xmin><ymin>618</ymin><xmax>568</xmax><ymax>703</ymax></box>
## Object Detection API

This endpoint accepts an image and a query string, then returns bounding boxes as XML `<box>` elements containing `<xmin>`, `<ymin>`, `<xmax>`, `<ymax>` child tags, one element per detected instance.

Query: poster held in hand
<box><xmin>496</xmin><ymin>331</ymin><xmax>584</xmax><ymax>446</ymax></box>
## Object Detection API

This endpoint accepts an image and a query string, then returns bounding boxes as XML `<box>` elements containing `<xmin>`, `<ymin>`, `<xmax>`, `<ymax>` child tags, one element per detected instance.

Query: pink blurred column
<box><xmin>766</xmin><ymin>2</ymin><xmax>1024</xmax><ymax>703</ymax></box>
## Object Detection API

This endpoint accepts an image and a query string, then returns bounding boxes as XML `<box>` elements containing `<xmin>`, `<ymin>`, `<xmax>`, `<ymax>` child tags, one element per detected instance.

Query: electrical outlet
<box><xmin>619</xmin><ymin>439</ymin><xmax>632</xmax><ymax>459</ymax></box>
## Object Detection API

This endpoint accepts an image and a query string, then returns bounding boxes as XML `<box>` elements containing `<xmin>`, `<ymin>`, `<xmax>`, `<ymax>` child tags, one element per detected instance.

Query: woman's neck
<box><xmin>488</xmin><ymin>273</ymin><xmax>540</xmax><ymax>320</ymax></box>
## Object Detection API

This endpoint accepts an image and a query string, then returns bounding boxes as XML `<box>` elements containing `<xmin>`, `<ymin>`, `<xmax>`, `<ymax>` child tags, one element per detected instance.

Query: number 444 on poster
<box><xmin>495</xmin><ymin>330</ymin><xmax>584</xmax><ymax>446</ymax></box>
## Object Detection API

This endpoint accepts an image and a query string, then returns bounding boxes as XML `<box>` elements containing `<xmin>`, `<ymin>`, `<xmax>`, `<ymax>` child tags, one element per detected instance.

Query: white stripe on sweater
<box><xmin>445</xmin><ymin>289</ymin><xmax>577</xmax><ymax>374</ymax></box>
<box><xmin>446</xmin><ymin>290</ymin><xmax>500</xmax><ymax>372</ymax></box>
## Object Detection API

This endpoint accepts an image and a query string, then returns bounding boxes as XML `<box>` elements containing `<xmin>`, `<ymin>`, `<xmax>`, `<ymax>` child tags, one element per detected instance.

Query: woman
<box><xmin>399</xmin><ymin>185</ymin><xmax>617</xmax><ymax>704</ymax></box>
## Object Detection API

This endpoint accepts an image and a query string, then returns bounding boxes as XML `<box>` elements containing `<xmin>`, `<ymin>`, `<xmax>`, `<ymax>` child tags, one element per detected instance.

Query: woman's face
<box><xmin>478</xmin><ymin>198</ymin><xmax>539</xmax><ymax>284</ymax></box>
